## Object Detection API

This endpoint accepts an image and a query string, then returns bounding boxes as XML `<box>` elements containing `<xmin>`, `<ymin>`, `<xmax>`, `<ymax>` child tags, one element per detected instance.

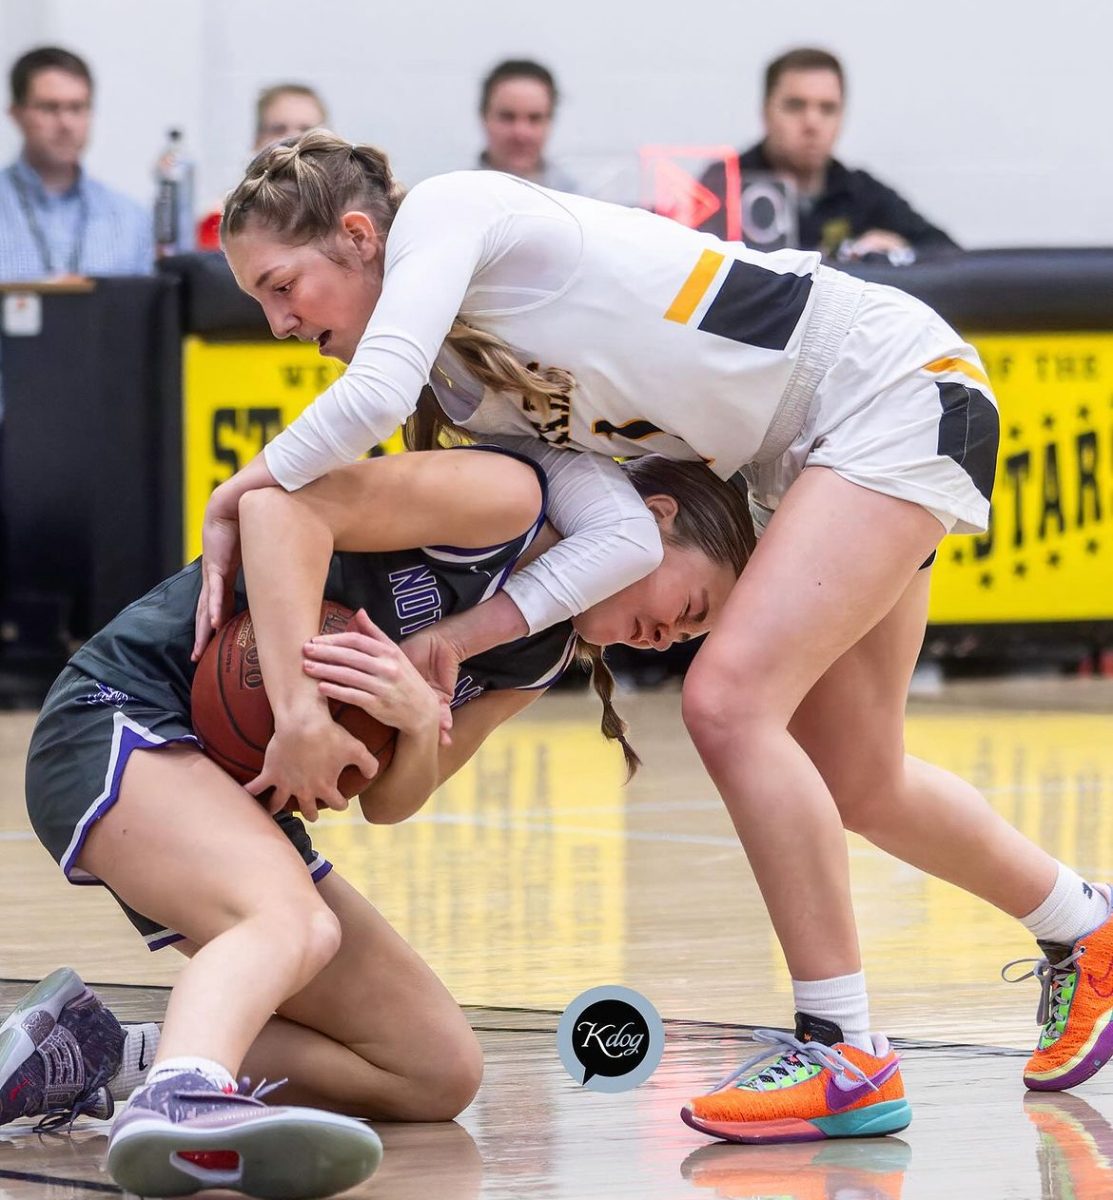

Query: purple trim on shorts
<box><xmin>146</xmin><ymin>931</ymin><xmax>187</xmax><ymax>953</ymax></box>
<box><xmin>142</xmin><ymin>859</ymin><xmax>334</xmax><ymax>952</ymax></box>
<box><xmin>60</xmin><ymin>715</ymin><xmax>198</xmax><ymax>882</ymax></box>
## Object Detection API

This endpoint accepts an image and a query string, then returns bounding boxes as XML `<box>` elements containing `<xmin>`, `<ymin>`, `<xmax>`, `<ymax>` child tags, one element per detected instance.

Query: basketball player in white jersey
<box><xmin>198</xmin><ymin>130</ymin><xmax>1113</xmax><ymax>1143</ymax></box>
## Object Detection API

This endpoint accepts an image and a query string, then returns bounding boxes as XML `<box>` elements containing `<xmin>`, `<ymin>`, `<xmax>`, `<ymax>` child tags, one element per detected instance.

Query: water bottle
<box><xmin>154</xmin><ymin>129</ymin><xmax>196</xmax><ymax>257</ymax></box>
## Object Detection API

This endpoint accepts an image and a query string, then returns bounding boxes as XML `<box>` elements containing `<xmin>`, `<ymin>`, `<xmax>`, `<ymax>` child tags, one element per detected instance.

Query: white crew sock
<box><xmin>1021</xmin><ymin>863</ymin><xmax>1110</xmax><ymax>948</ymax></box>
<box><xmin>108</xmin><ymin>1023</ymin><xmax>161</xmax><ymax>1100</ymax></box>
<box><xmin>145</xmin><ymin>1055</ymin><xmax>236</xmax><ymax>1092</ymax></box>
<box><xmin>792</xmin><ymin>971</ymin><xmax>872</xmax><ymax>1052</ymax></box>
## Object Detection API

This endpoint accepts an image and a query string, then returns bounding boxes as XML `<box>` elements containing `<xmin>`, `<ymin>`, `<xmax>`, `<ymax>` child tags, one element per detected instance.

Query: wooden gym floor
<box><xmin>1</xmin><ymin>678</ymin><xmax>1111</xmax><ymax>1198</ymax></box>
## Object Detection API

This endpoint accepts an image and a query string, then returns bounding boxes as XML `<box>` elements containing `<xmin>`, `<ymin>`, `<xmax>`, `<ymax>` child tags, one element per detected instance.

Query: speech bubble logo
<box><xmin>573</xmin><ymin>999</ymin><xmax>650</xmax><ymax>1085</ymax></box>
<box><xmin>557</xmin><ymin>986</ymin><xmax>664</xmax><ymax>1093</ymax></box>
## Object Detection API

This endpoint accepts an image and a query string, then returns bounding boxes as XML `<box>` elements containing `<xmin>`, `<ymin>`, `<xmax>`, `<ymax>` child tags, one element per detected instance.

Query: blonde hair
<box><xmin>222</xmin><ymin>128</ymin><xmax>573</xmax><ymax>422</ymax></box>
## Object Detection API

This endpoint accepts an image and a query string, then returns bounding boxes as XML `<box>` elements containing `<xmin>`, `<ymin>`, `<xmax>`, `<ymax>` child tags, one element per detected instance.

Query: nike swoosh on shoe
<box><xmin>824</xmin><ymin>1058</ymin><xmax>900</xmax><ymax>1113</ymax></box>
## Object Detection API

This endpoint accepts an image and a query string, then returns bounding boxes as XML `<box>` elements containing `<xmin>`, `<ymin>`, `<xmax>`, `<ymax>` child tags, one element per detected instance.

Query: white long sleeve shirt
<box><xmin>265</xmin><ymin>170</ymin><xmax>860</xmax><ymax>631</ymax></box>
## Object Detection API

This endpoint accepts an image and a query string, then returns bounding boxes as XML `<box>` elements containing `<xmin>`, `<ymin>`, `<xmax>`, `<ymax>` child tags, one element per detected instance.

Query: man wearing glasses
<box><xmin>0</xmin><ymin>46</ymin><xmax>152</xmax><ymax>282</ymax></box>
<box><xmin>0</xmin><ymin>46</ymin><xmax>153</xmax><ymax>641</ymax></box>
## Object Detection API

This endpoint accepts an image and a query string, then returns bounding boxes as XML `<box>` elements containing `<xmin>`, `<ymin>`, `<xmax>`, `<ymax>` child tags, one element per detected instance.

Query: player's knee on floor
<box><xmin>389</xmin><ymin>1027</ymin><xmax>483</xmax><ymax>1122</ymax></box>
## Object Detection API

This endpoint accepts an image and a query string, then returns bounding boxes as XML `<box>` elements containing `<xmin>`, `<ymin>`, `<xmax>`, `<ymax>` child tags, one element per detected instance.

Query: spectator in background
<box><xmin>197</xmin><ymin>83</ymin><xmax>329</xmax><ymax>249</ymax></box>
<box><xmin>477</xmin><ymin>59</ymin><xmax>578</xmax><ymax>192</ymax></box>
<box><xmin>0</xmin><ymin>46</ymin><xmax>153</xmax><ymax>280</ymax></box>
<box><xmin>253</xmin><ymin>83</ymin><xmax>328</xmax><ymax>154</ymax></box>
<box><xmin>700</xmin><ymin>48</ymin><xmax>957</xmax><ymax>260</ymax></box>
<box><xmin>0</xmin><ymin>46</ymin><xmax>152</xmax><ymax>634</ymax></box>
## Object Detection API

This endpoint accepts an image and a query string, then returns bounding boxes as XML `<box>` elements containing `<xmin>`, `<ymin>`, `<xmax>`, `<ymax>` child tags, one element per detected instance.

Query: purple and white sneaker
<box><xmin>0</xmin><ymin>966</ymin><xmax>124</xmax><ymax>1128</ymax></box>
<box><xmin>107</xmin><ymin>1070</ymin><xmax>383</xmax><ymax>1198</ymax></box>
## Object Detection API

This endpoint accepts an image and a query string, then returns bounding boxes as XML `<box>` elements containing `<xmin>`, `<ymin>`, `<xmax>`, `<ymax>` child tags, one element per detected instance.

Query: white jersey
<box><xmin>264</xmin><ymin>171</ymin><xmax>864</xmax><ymax>630</ymax></box>
<box><xmin>267</xmin><ymin>170</ymin><xmax>862</xmax><ymax>483</ymax></box>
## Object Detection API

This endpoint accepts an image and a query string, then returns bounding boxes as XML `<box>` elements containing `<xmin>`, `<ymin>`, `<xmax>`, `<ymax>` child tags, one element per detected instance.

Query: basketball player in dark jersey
<box><xmin>4</xmin><ymin>445</ymin><xmax>751</xmax><ymax>1199</ymax></box>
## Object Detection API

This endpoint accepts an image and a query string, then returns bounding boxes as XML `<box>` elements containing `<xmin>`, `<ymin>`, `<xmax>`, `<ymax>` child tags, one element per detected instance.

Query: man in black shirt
<box><xmin>701</xmin><ymin>48</ymin><xmax>958</xmax><ymax>259</ymax></box>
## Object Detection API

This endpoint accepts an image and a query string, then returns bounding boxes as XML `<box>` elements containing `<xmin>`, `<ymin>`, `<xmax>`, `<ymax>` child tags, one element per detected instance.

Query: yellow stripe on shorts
<box><xmin>664</xmin><ymin>250</ymin><xmax>725</xmax><ymax>324</ymax></box>
<box><xmin>924</xmin><ymin>356</ymin><xmax>991</xmax><ymax>389</ymax></box>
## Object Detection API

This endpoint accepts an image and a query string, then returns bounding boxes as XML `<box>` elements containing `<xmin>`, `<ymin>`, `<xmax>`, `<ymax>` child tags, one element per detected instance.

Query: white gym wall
<box><xmin>0</xmin><ymin>0</ymin><xmax>1109</xmax><ymax>247</ymax></box>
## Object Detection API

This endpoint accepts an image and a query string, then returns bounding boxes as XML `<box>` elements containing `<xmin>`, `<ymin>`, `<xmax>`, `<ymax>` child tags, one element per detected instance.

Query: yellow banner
<box><xmin>183</xmin><ymin>332</ymin><xmax>1113</xmax><ymax>625</ymax></box>
<box><xmin>929</xmin><ymin>332</ymin><xmax>1113</xmax><ymax>624</ymax></box>
<box><xmin>181</xmin><ymin>337</ymin><xmax>403</xmax><ymax>560</ymax></box>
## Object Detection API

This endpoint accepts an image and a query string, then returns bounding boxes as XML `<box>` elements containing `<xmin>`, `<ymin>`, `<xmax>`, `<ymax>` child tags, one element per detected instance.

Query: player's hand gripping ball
<box><xmin>191</xmin><ymin>600</ymin><xmax>396</xmax><ymax>806</ymax></box>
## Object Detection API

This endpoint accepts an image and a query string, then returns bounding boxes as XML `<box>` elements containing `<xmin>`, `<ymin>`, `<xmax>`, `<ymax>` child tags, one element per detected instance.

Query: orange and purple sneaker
<box><xmin>681</xmin><ymin>1014</ymin><xmax>911</xmax><ymax>1145</ymax></box>
<box><xmin>1006</xmin><ymin>885</ymin><xmax>1113</xmax><ymax>1091</ymax></box>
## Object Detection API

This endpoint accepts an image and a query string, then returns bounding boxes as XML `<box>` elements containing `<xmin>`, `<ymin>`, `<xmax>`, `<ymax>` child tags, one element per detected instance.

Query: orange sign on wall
<box><xmin>639</xmin><ymin>145</ymin><xmax>741</xmax><ymax>240</ymax></box>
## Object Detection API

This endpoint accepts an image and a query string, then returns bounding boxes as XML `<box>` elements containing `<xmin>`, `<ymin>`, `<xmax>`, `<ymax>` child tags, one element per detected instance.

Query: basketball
<box><xmin>190</xmin><ymin>599</ymin><xmax>396</xmax><ymax>802</ymax></box>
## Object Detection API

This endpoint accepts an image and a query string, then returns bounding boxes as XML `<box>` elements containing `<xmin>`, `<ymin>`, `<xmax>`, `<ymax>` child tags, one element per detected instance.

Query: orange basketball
<box><xmin>191</xmin><ymin>600</ymin><xmax>396</xmax><ymax>803</ymax></box>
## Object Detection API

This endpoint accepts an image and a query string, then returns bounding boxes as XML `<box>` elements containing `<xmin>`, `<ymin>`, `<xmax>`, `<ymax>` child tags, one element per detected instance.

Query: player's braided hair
<box><xmin>222</xmin><ymin>129</ymin><xmax>573</xmax><ymax>421</ymax></box>
<box><xmin>579</xmin><ymin>455</ymin><xmax>754</xmax><ymax>780</ymax></box>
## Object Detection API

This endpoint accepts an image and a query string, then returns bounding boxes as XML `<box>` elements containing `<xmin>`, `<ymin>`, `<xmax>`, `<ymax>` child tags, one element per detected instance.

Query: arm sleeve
<box><xmin>485</xmin><ymin>436</ymin><xmax>665</xmax><ymax>634</ymax></box>
<box><xmin>263</xmin><ymin>175</ymin><xmax>507</xmax><ymax>490</ymax></box>
<box><xmin>862</xmin><ymin>172</ymin><xmax>959</xmax><ymax>251</ymax></box>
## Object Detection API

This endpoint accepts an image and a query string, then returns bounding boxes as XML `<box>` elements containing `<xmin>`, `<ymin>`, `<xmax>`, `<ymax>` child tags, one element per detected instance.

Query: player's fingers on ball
<box><xmin>353</xmin><ymin>609</ymin><xmax>389</xmax><ymax>641</ymax></box>
<box><xmin>306</xmin><ymin>640</ymin><xmax>380</xmax><ymax>670</ymax></box>
<box><xmin>298</xmin><ymin>795</ymin><xmax>320</xmax><ymax>823</ymax></box>
<box><xmin>352</xmin><ymin>608</ymin><xmax>377</xmax><ymax>636</ymax></box>
<box><xmin>244</xmin><ymin>770</ymin><xmax>271</xmax><ymax>798</ymax></box>
<box><xmin>262</xmin><ymin>785</ymin><xmax>290</xmax><ymax>816</ymax></box>
<box><xmin>314</xmin><ymin>681</ymin><xmax>374</xmax><ymax>708</ymax></box>
<box><xmin>307</xmin><ymin>632</ymin><xmax>378</xmax><ymax>657</ymax></box>
<box><xmin>206</xmin><ymin>569</ymin><xmax>225</xmax><ymax>628</ymax></box>
<box><xmin>192</xmin><ymin>613</ymin><xmax>209</xmax><ymax>661</ymax></box>
<box><xmin>308</xmin><ymin>662</ymin><xmax>380</xmax><ymax>693</ymax></box>
<box><xmin>323</xmin><ymin>786</ymin><xmax>350</xmax><ymax>811</ymax></box>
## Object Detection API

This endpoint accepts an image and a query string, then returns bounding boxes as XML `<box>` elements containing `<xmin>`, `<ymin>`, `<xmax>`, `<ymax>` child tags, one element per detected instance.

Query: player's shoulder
<box><xmin>401</xmin><ymin>169</ymin><xmax>523</xmax><ymax>212</ymax></box>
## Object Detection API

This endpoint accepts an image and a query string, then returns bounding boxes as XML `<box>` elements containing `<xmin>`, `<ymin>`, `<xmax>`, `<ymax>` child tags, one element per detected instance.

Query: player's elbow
<box><xmin>359</xmin><ymin>787</ymin><xmax>429</xmax><ymax>825</ymax></box>
<box><xmin>616</xmin><ymin>511</ymin><xmax>665</xmax><ymax>569</ymax></box>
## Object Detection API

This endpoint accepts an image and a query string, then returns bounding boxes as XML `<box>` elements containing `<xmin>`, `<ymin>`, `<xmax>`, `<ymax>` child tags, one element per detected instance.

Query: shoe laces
<box><xmin>33</xmin><ymin>1064</ymin><xmax>116</xmax><ymax>1134</ymax></box>
<box><xmin>708</xmin><ymin>1028</ymin><xmax>873</xmax><ymax>1094</ymax></box>
<box><xmin>1002</xmin><ymin>947</ymin><xmax>1084</xmax><ymax>1032</ymax></box>
<box><xmin>31</xmin><ymin>1023</ymin><xmax>115</xmax><ymax>1134</ymax></box>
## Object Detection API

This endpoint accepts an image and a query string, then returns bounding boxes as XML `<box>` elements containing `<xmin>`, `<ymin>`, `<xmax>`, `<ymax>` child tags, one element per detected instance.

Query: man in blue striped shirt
<box><xmin>0</xmin><ymin>47</ymin><xmax>152</xmax><ymax>624</ymax></box>
<box><xmin>0</xmin><ymin>46</ymin><xmax>152</xmax><ymax>281</ymax></box>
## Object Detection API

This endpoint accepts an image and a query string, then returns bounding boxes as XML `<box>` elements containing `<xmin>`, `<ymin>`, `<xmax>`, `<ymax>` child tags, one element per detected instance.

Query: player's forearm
<box><xmin>429</xmin><ymin>591</ymin><xmax>530</xmax><ymax>662</ymax></box>
<box><xmin>210</xmin><ymin>451</ymin><xmax>280</xmax><ymax>517</ymax></box>
<box><xmin>359</xmin><ymin>719</ymin><xmax>441</xmax><ymax>824</ymax></box>
<box><xmin>239</xmin><ymin>489</ymin><xmax>333</xmax><ymax>729</ymax></box>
